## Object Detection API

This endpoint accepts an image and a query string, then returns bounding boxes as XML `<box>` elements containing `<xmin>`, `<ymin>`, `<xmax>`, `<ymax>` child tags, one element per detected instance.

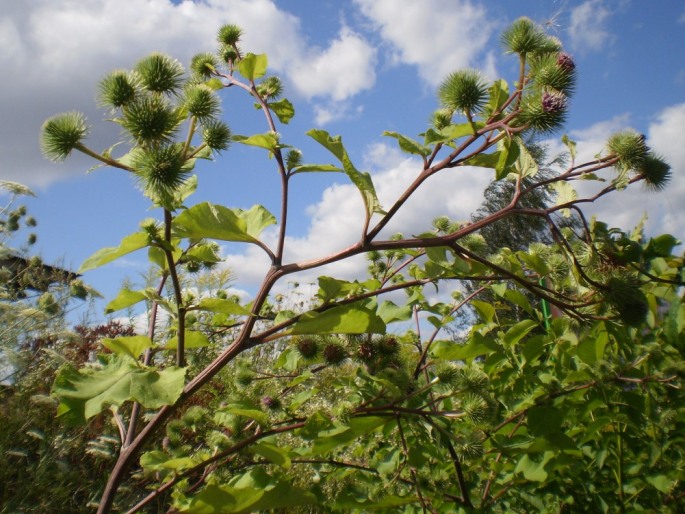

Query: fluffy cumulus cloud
<box><xmin>289</xmin><ymin>26</ymin><xmax>376</xmax><ymax>101</ymax></box>
<box><xmin>567</xmin><ymin>0</ymin><xmax>613</xmax><ymax>53</ymax></box>
<box><xmin>0</xmin><ymin>0</ymin><xmax>377</xmax><ymax>187</ymax></box>
<box><xmin>222</xmin><ymin>143</ymin><xmax>491</xmax><ymax>295</ymax></box>
<box><xmin>353</xmin><ymin>0</ymin><xmax>495</xmax><ymax>85</ymax></box>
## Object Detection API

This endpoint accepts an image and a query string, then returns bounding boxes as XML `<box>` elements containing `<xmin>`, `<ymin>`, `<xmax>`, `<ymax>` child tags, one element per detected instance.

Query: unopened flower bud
<box><xmin>556</xmin><ymin>52</ymin><xmax>575</xmax><ymax>72</ymax></box>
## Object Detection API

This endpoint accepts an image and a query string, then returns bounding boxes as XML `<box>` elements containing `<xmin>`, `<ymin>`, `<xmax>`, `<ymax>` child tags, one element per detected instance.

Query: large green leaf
<box><xmin>311</xmin><ymin>416</ymin><xmax>387</xmax><ymax>456</ymax></box>
<box><xmin>173</xmin><ymin>202</ymin><xmax>275</xmax><ymax>243</ymax></box>
<box><xmin>527</xmin><ymin>406</ymin><xmax>564</xmax><ymax>436</ymax></box>
<box><xmin>237</xmin><ymin>53</ymin><xmax>268</xmax><ymax>81</ymax></box>
<box><xmin>306</xmin><ymin>129</ymin><xmax>385</xmax><ymax>219</ymax></box>
<box><xmin>431</xmin><ymin>332</ymin><xmax>503</xmax><ymax>362</ymax></box>
<box><xmin>193</xmin><ymin>298</ymin><xmax>251</xmax><ymax>316</ymax></box>
<box><xmin>249</xmin><ymin>442</ymin><xmax>291</xmax><ymax>469</ymax></box>
<box><xmin>104</xmin><ymin>288</ymin><xmax>147</xmax><ymax>314</ymax></box>
<box><xmin>102</xmin><ymin>335</ymin><xmax>153</xmax><ymax>360</ymax></box>
<box><xmin>267</xmin><ymin>98</ymin><xmax>294</xmax><ymax>124</ymax></box>
<box><xmin>288</xmin><ymin>303</ymin><xmax>386</xmax><ymax>335</ymax></box>
<box><xmin>316</xmin><ymin>276</ymin><xmax>380</xmax><ymax>303</ymax></box>
<box><xmin>232</xmin><ymin>133</ymin><xmax>278</xmax><ymax>151</ymax></box>
<box><xmin>165</xmin><ymin>330</ymin><xmax>210</xmax><ymax>350</ymax></box>
<box><xmin>484</xmin><ymin>79</ymin><xmax>510</xmax><ymax>116</ymax></box>
<box><xmin>79</xmin><ymin>231</ymin><xmax>150</xmax><ymax>272</ymax></box>
<box><xmin>53</xmin><ymin>355</ymin><xmax>186</xmax><ymax>425</ymax></box>
<box><xmin>503</xmin><ymin>319</ymin><xmax>539</xmax><ymax>347</ymax></box>
<box><xmin>552</xmin><ymin>180</ymin><xmax>577</xmax><ymax>217</ymax></box>
<box><xmin>289</xmin><ymin>163</ymin><xmax>342</xmax><ymax>174</ymax></box>
<box><xmin>382</xmin><ymin>131</ymin><xmax>430</xmax><ymax>157</ymax></box>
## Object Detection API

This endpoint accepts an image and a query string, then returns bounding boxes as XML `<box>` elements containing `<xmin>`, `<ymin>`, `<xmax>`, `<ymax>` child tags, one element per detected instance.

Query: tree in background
<box><xmin>35</xmin><ymin>17</ymin><xmax>684</xmax><ymax>513</ymax></box>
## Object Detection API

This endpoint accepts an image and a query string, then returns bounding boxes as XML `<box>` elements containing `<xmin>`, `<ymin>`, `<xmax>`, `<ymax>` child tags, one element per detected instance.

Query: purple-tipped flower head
<box><xmin>556</xmin><ymin>52</ymin><xmax>575</xmax><ymax>72</ymax></box>
<box><xmin>542</xmin><ymin>91</ymin><xmax>567</xmax><ymax>114</ymax></box>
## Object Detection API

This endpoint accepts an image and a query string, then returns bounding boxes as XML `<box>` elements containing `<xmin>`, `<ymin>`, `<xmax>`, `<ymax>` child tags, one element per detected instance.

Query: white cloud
<box><xmin>0</xmin><ymin>0</ymin><xmax>377</xmax><ymax>187</ymax></box>
<box><xmin>567</xmin><ymin>0</ymin><xmax>613</xmax><ymax>53</ymax></box>
<box><xmin>289</xmin><ymin>26</ymin><xmax>376</xmax><ymax>101</ymax></box>
<box><xmin>353</xmin><ymin>0</ymin><xmax>495</xmax><ymax>86</ymax></box>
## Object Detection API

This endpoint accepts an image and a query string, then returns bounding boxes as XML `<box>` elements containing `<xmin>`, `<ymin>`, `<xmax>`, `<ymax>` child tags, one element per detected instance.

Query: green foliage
<box><xmin>31</xmin><ymin>17</ymin><xmax>685</xmax><ymax>514</ymax></box>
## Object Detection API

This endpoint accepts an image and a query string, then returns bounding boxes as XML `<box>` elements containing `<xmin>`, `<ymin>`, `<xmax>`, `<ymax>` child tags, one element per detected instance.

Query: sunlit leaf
<box><xmin>382</xmin><ymin>131</ymin><xmax>430</xmax><ymax>157</ymax></box>
<box><xmin>237</xmin><ymin>53</ymin><xmax>268</xmax><ymax>81</ymax></box>
<box><xmin>102</xmin><ymin>335</ymin><xmax>153</xmax><ymax>360</ymax></box>
<box><xmin>288</xmin><ymin>303</ymin><xmax>386</xmax><ymax>335</ymax></box>
<box><xmin>79</xmin><ymin>232</ymin><xmax>150</xmax><ymax>272</ymax></box>
<box><xmin>306</xmin><ymin>129</ymin><xmax>385</xmax><ymax>219</ymax></box>
<box><xmin>53</xmin><ymin>355</ymin><xmax>185</xmax><ymax>425</ymax></box>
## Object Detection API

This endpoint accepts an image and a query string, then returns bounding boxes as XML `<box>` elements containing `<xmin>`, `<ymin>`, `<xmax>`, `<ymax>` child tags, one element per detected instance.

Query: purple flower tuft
<box><xmin>542</xmin><ymin>91</ymin><xmax>567</xmax><ymax>114</ymax></box>
<box><xmin>557</xmin><ymin>52</ymin><xmax>575</xmax><ymax>72</ymax></box>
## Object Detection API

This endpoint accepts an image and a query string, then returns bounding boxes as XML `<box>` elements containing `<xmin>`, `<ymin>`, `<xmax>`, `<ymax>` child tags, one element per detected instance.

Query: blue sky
<box><xmin>1</xmin><ymin>0</ymin><xmax>684</xmax><ymax>322</ymax></box>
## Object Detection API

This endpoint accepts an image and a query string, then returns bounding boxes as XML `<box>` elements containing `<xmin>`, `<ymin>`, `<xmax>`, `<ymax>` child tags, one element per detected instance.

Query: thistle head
<box><xmin>606</xmin><ymin>130</ymin><xmax>649</xmax><ymax>171</ymax></box>
<box><xmin>518</xmin><ymin>91</ymin><xmax>567</xmax><ymax>134</ymax></box>
<box><xmin>438</xmin><ymin>69</ymin><xmax>488</xmax><ymax>115</ymax></box>
<box><xmin>638</xmin><ymin>153</ymin><xmax>671</xmax><ymax>191</ymax></box>
<box><xmin>501</xmin><ymin>17</ymin><xmax>560</xmax><ymax>55</ymax></box>
<box><xmin>98</xmin><ymin>70</ymin><xmax>139</xmax><ymax>109</ymax></box>
<box><xmin>256</xmin><ymin>76</ymin><xmax>283</xmax><ymax>100</ymax></box>
<box><xmin>202</xmin><ymin>119</ymin><xmax>231</xmax><ymax>152</ymax></box>
<box><xmin>322</xmin><ymin>343</ymin><xmax>347</xmax><ymax>365</ymax></box>
<box><xmin>134</xmin><ymin>53</ymin><xmax>185</xmax><ymax>95</ymax></box>
<box><xmin>190</xmin><ymin>52</ymin><xmax>220</xmax><ymax>80</ymax></box>
<box><xmin>541</xmin><ymin>90</ymin><xmax>567</xmax><ymax>114</ymax></box>
<box><xmin>41</xmin><ymin>112</ymin><xmax>89</xmax><ymax>161</ymax></box>
<box><xmin>183</xmin><ymin>84</ymin><xmax>221</xmax><ymax>121</ymax></box>
<box><xmin>120</xmin><ymin>95</ymin><xmax>183</xmax><ymax>146</ymax></box>
<box><xmin>130</xmin><ymin>144</ymin><xmax>189</xmax><ymax>206</ymax></box>
<box><xmin>218</xmin><ymin>24</ymin><xmax>243</xmax><ymax>46</ymax></box>
<box><xmin>529</xmin><ymin>53</ymin><xmax>577</xmax><ymax>95</ymax></box>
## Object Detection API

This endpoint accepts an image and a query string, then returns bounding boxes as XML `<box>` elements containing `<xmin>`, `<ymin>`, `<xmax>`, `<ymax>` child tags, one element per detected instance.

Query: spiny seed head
<box><xmin>357</xmin><ymin>341</ymin><xmax>376</xmax><ymax>361</ymax></box>
<box><xmin>605</xmin><ymin>277</ymin><xmax>649</xmax><ymax>327</ymax></box>
<box><xmin>41</xmin><ymin>112</ymin><xmax>89</xmax><ymax>161</ymax></box>
<box><xmin>120</xmin><ymin>95</ymin><xmax>183</xmax><ymax>145</ymax></box>
<box><xmin>501</xmin><ymin>17</ymin><xmax>558</xmax><ymax>55</ymax></box>
<box><xmin>438</xmin><ymin>69</ymin><xmax>488</xmax><ymax>114</ymax></box>
<box><xmin>257</xmin><ymin>76</ymin><xmax>283</xmax><ymax>99</ymax></box>
<box><xmin>261</xmin><ymin>396</ymin><xmax>281</xmax><ymax>410</ymax></box>
<box><xmin>607</xmin><ymin>130</ymin><xmax>649</xmax><ymax>172</ymax></box>
<box><xmin>541</xmin><ymin>91</ymin><xmax>567</xmax><ymax>114</ymax></box>
<box><xmin>639</xmin><ymin>153</ymin><xmax>671</xmax><ymax>191</ymax></box>
<box><xmin>98</xmin><ymin>70</ymin><xmax>138</xmax><ymax>109</ymax></box>
<box><xmin>296</xmin><ymin>337</ymin><xmax>319</xmax><ymax>359</ymax></box>
<box><xmin>134</xmin><ymin>53</ymin><xmax>185</xmax><ymax>95</ymax></box>
<box><xmin>377</xmin><ymin>336</ymin><xmax>399</xmax><ymax>356</ymax></box>
<box><xmin>431</xmin><ymin>108</ymin><xmax>453</xmax><ymax>130</ymax></box>
<box><xmin>183</xmin><ymin>84</ymin><xmax>221</xmax><ymax>120</ymax></box>
<box><xmin>323</xmin><ymin>343</ymin><xmax>347</xmax><ymax>365</ymax></box>
<box><xmin>530</xmin><ymin>53</ymin><xmax>576</xmax><ymax>95</ymax></box>
<box><xmin>218</xmin><ymin>24</ymin><xmax>243</xmax><ymax>46</ymax></box>
<box><xmin>190</xmin><ymin>52</ymin><xmax>220</xmax><ymax>79</ymax></box>
<box><xmin>219</xmin><ymin>45</ymin><xmax>239</xmax><ymax>65</ymax></box>
<box><xmin>130</xmin><ymin>144</ymin><xmax>189</xmax><ymax>202</ymax></box>
<box><xmin>518</xmin><ymin>91</ymin><xmax>567</xmax><ymax>134</ymax></box>
<box><xmin>202</xmin><ymin>119</ymin><xmax>231</xmax><ymax>152</ymax></box>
